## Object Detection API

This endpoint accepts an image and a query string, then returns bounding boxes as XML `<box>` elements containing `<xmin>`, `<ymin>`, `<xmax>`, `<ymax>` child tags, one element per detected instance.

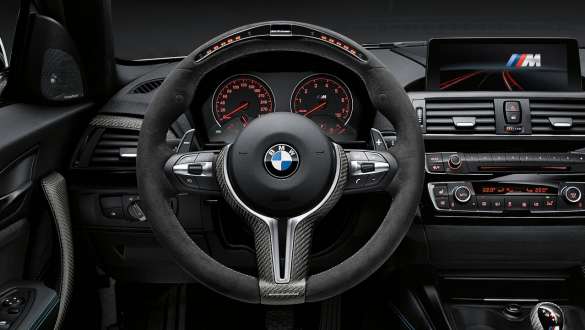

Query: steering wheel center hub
<box><xmin>226</xmin><ymin>112</ymin><xmax>335</xmax><ymax>217</ymax></box>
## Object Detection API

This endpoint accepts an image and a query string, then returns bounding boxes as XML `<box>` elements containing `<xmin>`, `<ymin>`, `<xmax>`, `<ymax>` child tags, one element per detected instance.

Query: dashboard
<box><xmin>70</xmin><ymin>35</ymin><xmax>585</xmax><ymax>283</ymax></box>
<box><xmin>190</xmin><ymin>53</ymin><xmax>372</xmax><ymax>145</ymax></box>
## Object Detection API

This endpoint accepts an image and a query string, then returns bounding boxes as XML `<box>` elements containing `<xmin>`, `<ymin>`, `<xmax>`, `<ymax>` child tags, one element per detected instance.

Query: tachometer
<box><xmin>291</xmin><ymin>74</ymin><xmax>353</xmax><ymax>135</ymax></box>
<box><xmin>213</xmin><ymin>75</ymin><xmax>274</xmax><ymax>130</ymax></box>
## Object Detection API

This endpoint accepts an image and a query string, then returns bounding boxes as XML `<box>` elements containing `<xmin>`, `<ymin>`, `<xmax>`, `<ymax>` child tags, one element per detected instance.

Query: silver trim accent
<box><xmin>483</xmin><ymin>298</ymin><xmax>540</xmax><ymax>303</ymax></box>
<box><xmin>561</xmin><ymin>186</ymin><xmax>582</xmax><ymax>203</ymax></box>
<box><xmin>176</xmin><ymin>128</ymin><xmax>195</xmax><ymax>152</ymax></box>
<box><xmin>349</xmin><ymin>161</ymin><xmax>389</xmax><ymax>176</ymax></box>
<box><xmin>119</xmin><ymin>148</ymin><xmax>137</xmax><ymax>159</ymax></box>
<box><xmin>173</xmin><ymin>162</ymin><xmax>213</xmax><ymax>177</ymax></box>
<box><xmin>0</xmin><ymin>38</ymin><xmax>8</xmax><ymax>68</ymax></box>
<box><xmin>221</xmin><ymin>143</ymin><xmax>343</xmax><ymax>284</ymax></box>
<box><xmin>453</xmin><ymin>186</ymin><xmax>472</xmax><ymax>203</ymax></box>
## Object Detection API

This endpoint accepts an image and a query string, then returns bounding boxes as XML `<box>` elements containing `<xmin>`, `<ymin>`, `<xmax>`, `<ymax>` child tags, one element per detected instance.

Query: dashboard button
<box><xmin>433</xmin><ymin>185</ymin><xmax>448</xmax><ymax>197</ymax></box>
<box><xmin>360</xmin><ymin>162</ymin><xmax>375</xmax><ymax>173</ymax></box>
<box><xmin>447</xmin><ymin>154</ymin><xmax>462</xmax><ymax>169</ymax></box>
<box><xmin>188</xmin><ymin>164</ymin><xmax>203</xmax><ymax>175</ymax></box>
<box><xmin>504</xmin><ymin>102</ymin><xmax>522</xmax><ymax>124</ymax></box>
<box><xmin>365</xmin><ymin>152</ymin><xmax>386</xmax><ymax>162</ymax></box>
<box><xmin>477</xmin><ymin>196</ymin><xmax>490</xmax><ymax>209</ymax></box>
<box><xmin>426</xmin><ymin>153</ymin><xmax>443</xmax><ymax>163</ymax></box>
<box><xmin>429</xmin><ymin>163</ymin><xmax>445</xmax><ymax>173</ymax></box>
<box><xmin>491</xmin><ymin>198</ymin><xmax>504</xmax><ymax>210</ymax></box>
<box><xmin>349</xmin><ymin>152</ymin><xmax>368</xmax><ymax>161</ymax></box>
<box><xmin>365</xmin><ymin>172</ymin><xmax>386</xmax><ymax>187</ymax></box>
<box><xmin>562</xmin><ymin>186</ymin><xmax>582</xmax><ymax>204</ymax></box>
<box><xmin>505</xmin><ymin>197</ymin><xmax>519</xmax><ymax>210</ymax></box>
<box><xmin>347</xmin><ymin>175</ymin><xmax>366</xmax><ymax>189</ymax></box>
<box><xmin>453</xmin><ymin>186</ymin><xmax>472</xmax><ymax>203</ymax></box>
<box><xmin>543</xmin><ymin>197</ymin><xmax>557</xmax><ymax>210</ymax></box>
<box><xmin>530</xmin><ymin>198</ymin><xmax>544</xmax><ymax>210</ymax></box>
<box><xmin>177</xmin><ymin>154</ymin><xmax>198</xmax><ymax>165</ymax></box>
<box><xmin>435</xmin><ymin>197</ymin><xmax>449</xmax><ymax>209</ymax></box>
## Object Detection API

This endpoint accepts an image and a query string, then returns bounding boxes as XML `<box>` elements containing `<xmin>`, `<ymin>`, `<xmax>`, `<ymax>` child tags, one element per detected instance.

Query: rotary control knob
<box><xmin>448</xmin><ymin>154</ymin><xmax>462</xmax><ymax>169</ymax></box>
<box><xmin>453</xmin><ymin>186</ymin><xmax>472</xmax><ymax>203</ymax></box>
<box><xmin>562</xmin><ymin>186</ymin><xmax>582</xmax><ymax>204</ymax></box>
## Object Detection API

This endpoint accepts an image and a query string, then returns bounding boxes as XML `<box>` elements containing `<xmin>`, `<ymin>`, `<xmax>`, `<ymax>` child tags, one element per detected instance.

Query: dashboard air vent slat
<box><xmin>424</xmin><ymin>100</ymin><xmax>496</xmax><ymax>134</ymax></box>
<box><xmin>129</xmin><ymin>78</ymin><xmax>164</xmax><ymax>94</ymax></box>
<box><xmin>530</xmin><ymin>100</ymin><xmax>585</xmax><ymax>134</ymax></box>
<box><xmin>89</xmin><ymin>128</ymin><xmax>139</xmax><ymax>169</ymax></box>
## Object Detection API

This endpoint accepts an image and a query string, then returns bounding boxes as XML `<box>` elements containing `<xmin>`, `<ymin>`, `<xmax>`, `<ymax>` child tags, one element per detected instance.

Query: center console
<box><xmin>426</xmin><ymin>152</ymin><xmax>585</xmax><ymax>215</ymax></box>
<box><xmin>406</xmin><ymin>38</ymin><xmax>585</xmax><ymax>276</ymax></box>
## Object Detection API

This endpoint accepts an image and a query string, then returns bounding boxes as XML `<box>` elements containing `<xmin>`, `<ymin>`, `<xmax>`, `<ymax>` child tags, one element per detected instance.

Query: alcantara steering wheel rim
<box><xmin>137</xmin><ymin>21</ymin><xmax>424</xmax><ymax>305</ymax></box>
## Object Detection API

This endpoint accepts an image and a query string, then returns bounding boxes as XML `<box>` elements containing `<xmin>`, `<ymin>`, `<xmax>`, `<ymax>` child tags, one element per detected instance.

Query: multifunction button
<box><xmin>346</xmin><ymin>151</ymin><xmax>392</xmax><ymax>190</ymax></box>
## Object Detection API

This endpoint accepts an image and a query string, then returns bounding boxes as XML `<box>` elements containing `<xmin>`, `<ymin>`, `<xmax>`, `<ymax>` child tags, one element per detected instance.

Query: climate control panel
<box><xmin>428</xmin><ymin>181</ymin><xmax>585</xmax><ymax>214</ymax></box>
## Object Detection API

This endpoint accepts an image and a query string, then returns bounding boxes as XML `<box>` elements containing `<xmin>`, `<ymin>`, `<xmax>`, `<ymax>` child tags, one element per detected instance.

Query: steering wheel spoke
<box><xmin>165</xmin><ymin>151</ymin><xmax>221</xmax><ymax>193</ymax></box>
<box><xmin>249</xmin><ymin>215</ymin><xmax>317</xmax><ymax>304</ymax></box>
<box><xmin>343</xmin><ymin>149</ymin><xmax>398</xmax><ymax>194</ymax></box>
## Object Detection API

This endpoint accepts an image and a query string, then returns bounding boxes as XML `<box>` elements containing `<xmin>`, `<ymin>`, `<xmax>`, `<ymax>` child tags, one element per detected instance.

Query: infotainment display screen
<box><xmin>426</xmin><ymin>38</ymin><xmax>582</xmax><ymax>92</ymax></box>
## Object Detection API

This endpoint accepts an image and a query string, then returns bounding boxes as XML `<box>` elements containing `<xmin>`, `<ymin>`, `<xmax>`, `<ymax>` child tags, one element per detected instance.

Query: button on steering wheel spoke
<box><xmin>344</xmin><ymin>149</ymin><xmax>398</xmax><ymax>193</ymax></box>
<box><xmin>165</xmin><ymin>151</ymin><xmax>221</xmax><ymax>193</ymax></box>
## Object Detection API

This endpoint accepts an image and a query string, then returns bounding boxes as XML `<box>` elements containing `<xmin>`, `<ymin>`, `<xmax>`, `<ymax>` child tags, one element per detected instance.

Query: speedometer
<box><xmin>213</xmin><ymin>75</ymin><xmax>274</xmax><ymax>130</ymax></box>
<box><xmin>291</xmin><ymin>74</ymin><xmax>353</xmax><ymax>135</ymax></box>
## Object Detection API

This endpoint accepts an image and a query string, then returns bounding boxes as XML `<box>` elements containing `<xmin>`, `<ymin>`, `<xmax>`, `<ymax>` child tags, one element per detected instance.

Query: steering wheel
<box><xmin>137</xmin><ymin>21</ymin><xmax>424</xmax><ymax>305</ymax></box>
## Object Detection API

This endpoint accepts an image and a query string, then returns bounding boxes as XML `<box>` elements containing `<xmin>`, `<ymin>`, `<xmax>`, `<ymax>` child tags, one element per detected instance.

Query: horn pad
<box><xmin>226</xmin><ymin>112</ymin><xmax>336</xmax><ymax>217</ymax></box>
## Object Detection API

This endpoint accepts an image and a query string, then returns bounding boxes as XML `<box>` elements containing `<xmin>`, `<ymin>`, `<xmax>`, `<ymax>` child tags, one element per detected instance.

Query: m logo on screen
<box><xmin>507</xmin><ymin>54</ymin><xmax>542</xmax><ymax>68</ymax></box>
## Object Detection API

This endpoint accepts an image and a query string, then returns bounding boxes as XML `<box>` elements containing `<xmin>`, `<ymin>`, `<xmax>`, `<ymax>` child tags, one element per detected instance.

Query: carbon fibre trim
<box><xmin>216</xmin><ymin>144</ymin><xmax>347</xmax><ymax>305</ymax></box>
<box><xmin>89</xmin><ymin>114</ymin><xmax>142</xmax><ymax>131</ymax></box>
<box><xmin>41</xmin><ymin>173</ymin><xmax>74</xmax><ymax>330</ymax></box>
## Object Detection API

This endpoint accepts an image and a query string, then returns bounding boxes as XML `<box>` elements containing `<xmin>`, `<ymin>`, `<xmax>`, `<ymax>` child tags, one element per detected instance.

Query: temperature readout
<box><xmin>474</xmin><ymin>183</ymin><xmax>556</xmax><ymax>195</ymax></box>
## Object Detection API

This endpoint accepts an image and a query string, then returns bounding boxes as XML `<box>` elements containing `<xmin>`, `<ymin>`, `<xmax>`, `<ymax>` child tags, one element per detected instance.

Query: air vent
<box><xmin>424</xmin><ymin>100</ymin><xmax>496</xmax><ymax>134</ymax></box>
<box><xmin>530</xmin><ymin>100</ymin><xmax>585</xmax><ymax>134</ymax></box>
<box><xmin>73</xmin><ymin>128</ymin><xmax>138</xmax><ymax>170</ymax></box>
<box><xmin>129</xmin><ymin>78</ymin><xmax>164</xmax><ymax>94</ymax></box>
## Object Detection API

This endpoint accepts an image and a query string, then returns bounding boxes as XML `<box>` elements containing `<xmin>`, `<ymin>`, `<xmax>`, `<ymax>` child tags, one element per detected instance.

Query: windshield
<box><xmin>113</xmin><ymin>0</ymin><xmax>585</xmax><ymax>60</ymax></box>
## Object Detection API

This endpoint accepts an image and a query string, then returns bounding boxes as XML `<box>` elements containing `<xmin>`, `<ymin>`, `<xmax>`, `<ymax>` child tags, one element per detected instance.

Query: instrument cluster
<box><xmin>196</xmin><ymin>71</ymin><xmax>366</xmax><ymax>144</ymax></box>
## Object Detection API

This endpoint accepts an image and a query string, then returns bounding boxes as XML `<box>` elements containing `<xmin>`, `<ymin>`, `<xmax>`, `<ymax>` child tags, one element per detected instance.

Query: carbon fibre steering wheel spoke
<box><xmin>216</xmin><ymin>143</ymin><xmax>348</xmax><ymax>304</ymax></box>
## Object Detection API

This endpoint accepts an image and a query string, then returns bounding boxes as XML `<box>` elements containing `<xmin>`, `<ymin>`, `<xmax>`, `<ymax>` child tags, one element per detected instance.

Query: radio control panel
<box><xmin>426</xmin><ymin>152</ymin><xmax>585</xmax><ymax>174</ymax></box>
<box><xmin>428</xmin><ymin>181</ymin><xmax>585</xmax><ymax>214</ymax></box>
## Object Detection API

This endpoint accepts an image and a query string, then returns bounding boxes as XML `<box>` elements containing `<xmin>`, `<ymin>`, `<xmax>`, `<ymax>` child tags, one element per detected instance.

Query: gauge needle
<box><xmin>222</xmin><ymin>102</ymin><xmax>249</xmax><ymax>121</ymax></box>
<box><xmin>302</xmin><ymin>101</ymin><xmax>327</xmax><ymax>118</ymax></box>
<box><xmin>240</xmin><ymin>114</ymin><xmax>249</xmax><ymax>127</ymax></box>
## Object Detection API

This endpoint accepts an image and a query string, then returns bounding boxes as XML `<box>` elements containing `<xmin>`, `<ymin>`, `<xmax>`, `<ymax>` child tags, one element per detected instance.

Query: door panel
<box><xmin>0</xmin><ymin>219</ymin><xmax>28</xmax><ymax>284</ymax></box>
<box><xmin>0</xmin><ymin>102</ymin><xmax>93</xmax><ymax>282</ymax></box>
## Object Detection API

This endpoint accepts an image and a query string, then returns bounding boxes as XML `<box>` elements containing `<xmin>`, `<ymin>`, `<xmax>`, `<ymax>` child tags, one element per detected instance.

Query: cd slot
<box><xmin>477</xmin><ymin>165</ymin><xmax>569</xmax><ymax>172</ymax></box>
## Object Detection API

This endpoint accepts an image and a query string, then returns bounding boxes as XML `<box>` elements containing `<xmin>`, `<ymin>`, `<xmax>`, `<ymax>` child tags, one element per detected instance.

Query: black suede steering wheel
<box><xmin>137</xmin><ymin>21</ymin><xmax>424</xmax><ymax>305</ymax></box>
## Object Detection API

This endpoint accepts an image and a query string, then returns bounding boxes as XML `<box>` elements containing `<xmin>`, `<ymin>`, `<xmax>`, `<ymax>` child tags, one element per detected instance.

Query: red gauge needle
<box><xmin>222</xmin><ymin>102</ymin><xmax>249</xmax><ymax>121</ymax></box>
<box><xmin>302</xmin><ymin>101</ymin><xmax>327</xmax><ymax>118</ymax></box>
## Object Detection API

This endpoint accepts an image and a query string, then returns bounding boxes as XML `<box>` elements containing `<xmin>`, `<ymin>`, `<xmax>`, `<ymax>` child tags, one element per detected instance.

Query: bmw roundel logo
<box><xmin>264</xmin><ymin>144</ymin><xmax>300</xmax><ymax>178</ymax></box>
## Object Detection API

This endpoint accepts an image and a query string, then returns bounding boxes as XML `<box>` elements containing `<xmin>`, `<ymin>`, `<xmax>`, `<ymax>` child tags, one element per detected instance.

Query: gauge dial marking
<box><xmin>212</xmin><ymin>75</ymin><xmax>274</xmax><ymax>129</ymax></box>
<box><xmin>291</xmin><ymin>74</ymin><xmax>353</xmax><ymax>135</ymax></box>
